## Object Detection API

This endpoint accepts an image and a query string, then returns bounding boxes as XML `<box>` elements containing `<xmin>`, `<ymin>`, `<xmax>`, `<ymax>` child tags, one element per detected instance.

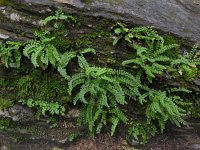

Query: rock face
<box><xmin>0</xmin><ymin>0</ymin><xmax>200</xmax><ymax>44</ymax></box>
<box><xmin>0</xmin><ymin>104</ymin><xmax>34</xmax><ymax>121</ymax></box>
<box><xmin>0</xmin><ymin>0</ymin><xmax>200</xmax><ymax>92</ymax></box>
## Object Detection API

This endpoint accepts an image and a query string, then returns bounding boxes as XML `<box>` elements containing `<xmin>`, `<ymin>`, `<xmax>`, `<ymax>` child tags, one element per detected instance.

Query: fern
<box><xmin>122</xmin><ymin>43</ymin><xmax>178</xmax><ymax>82</ymax></box>
<box><xmin>42</xmin><ymin>10</ymin><xmax>76</xmax><ymax>28</ymax></box>
<box><xmin>171</xmin><ymin>45</ymin><xmax>200</xmax><ymax>81</ymax></box>
<box><xmin>19</xmin><ymin>98</ymin><xmax>65</xmax><ymax>117</ymax></box>
<box><xmin>68</xmin><ymin>57</ymin><xmax>142</xmax><ymax>135</ymax></box>
<box><xmin>1</xmin><ymin>12</ymin><xmax>197</xmax><ymax>145</ymax></box>
<box><xmin>23</xmin><ymin>10</ymin><xmax>95</xmax><ymax>81</ymax></box>
<box><xmin>110</xmin><ymin>117</ymin><xmax>119</xmax><ymax>136</ymax></box>
<box><xmin>114</xmin><ymin>24</ymin><xmax>179</xmax><ymax>83</ymax></box>
<box><xmin>23</xmin><ymin>31</ymin><xmax>60</xmax><ymax>69</ymax></box>
<box><xmin>127</xmin><ymin>122</ymin><xmax>156</xmax><ymax>145</ymax></box>
<box><xmin>57</xmin><ymin>51</ymin><xmax>76</xmax><ymax>79</ymax></box>
<box><xmin>113</xmin><ymin>23</ymin><xmax>163</xmax><ymax>46</ymax></box>
<box><xmin>0</xmin><ymin>41</ymin><xmax>22</xmax><ymax>68</ymax></box>
<box><xmin>23</xmin><ymin>30</ymin><xmax>96</xmax><ymax>79</ymax></box>
<box><xmin>145</xmin><ymin>89</ymin><xmax>187</xmax><ymax>133</ymax></box>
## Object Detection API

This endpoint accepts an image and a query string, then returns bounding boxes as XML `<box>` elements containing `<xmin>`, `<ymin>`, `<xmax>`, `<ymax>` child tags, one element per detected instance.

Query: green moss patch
<box><xmin>0</xmin><ymin>97</ymin><xmax>13</xmax><ymax>110</ymax></box>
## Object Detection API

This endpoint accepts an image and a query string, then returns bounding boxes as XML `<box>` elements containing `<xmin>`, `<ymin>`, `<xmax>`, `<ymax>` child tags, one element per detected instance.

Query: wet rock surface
<box><xmin>0</xmin><ymin>104</ymin><xmax>34</xmax><ymax>122</ymax></box>
<box><xmin>139</xmin><ymin>119</ymin><xmax>200</xmax><ymax>150</ymax></box>
<box><xmin>0</xmin><ymin>0</ymin><xmax>200</xmax><ymax>45</ymax></box>
<box><xmin>0</xmin><ymin>119</ymin><xmax>199</xmax><ymax>150</ymax></box>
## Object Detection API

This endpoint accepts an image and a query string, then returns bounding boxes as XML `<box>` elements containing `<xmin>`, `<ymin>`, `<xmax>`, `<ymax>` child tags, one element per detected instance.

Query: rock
<box><xmin>0</xmin><ymin>145</ymin><xmax>9</xmax><ymax>150</ymax></box>
<box><xmin>127</xmin><ymin>137</ymin><xmax>140</xmax><ymax>146</ymax></box>
<box><xmin>0</xmin><ymin>110</ymin><xmax>9</xmax><ymax>118</ymax></box>
<box><xmin>19</xmin><ymin>129</ymin><xmax>28</xmax><ymax>134</ymax></box>
<box><xmin>0</xmin><ymin>33</ymin><xmax>9</xmax><ymax>40</ymax></box>
<box><xmin>188</xmin><ymin>144</ymin><xmax>200</xmax><ymax>150</ymax></box>
<box><xmin>66</xmin><ymin>109</ymin><xmax>79</xmax><ymax>118</ymax></box>
<box><xmin>3</xmin><ymin>0</ymin><xmax>200</xmax><ymax>91</ymax></box>
<box><xmin>0</xmin><ymin>104</ymin><xmax>34</xmax><ymax>121</ymax></box>
<box><xmin>0</xmin><ymin>0</ymin><xmax>200</xmax><ymax>45</ymax></box>
<box><xmin>58</xmin><ymin>138</ymin><xmax>68</xmax><ymax>144</ymax></box>
<box><xmin>194</xmin><ymin>78</ymin><xmax>200</xmax><ymax>86</ymax></box>
<box><xmin>167</xmin><ymin>119</ymin><xmax>200</xmax><ymax>150</ymax></box>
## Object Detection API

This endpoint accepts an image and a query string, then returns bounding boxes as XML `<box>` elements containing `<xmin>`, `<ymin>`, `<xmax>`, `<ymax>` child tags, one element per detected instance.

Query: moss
<box><xmin>0</xmin><ymin>78</ymin><xmax>9</xmax><ymax>89</ymax></box>
<box><xmin>0</xmin><ymin>0</ymin><xmax>27</xmax><ymax>11</ymax></box>
<box><xmin>107</xmin><ymin>57</ymin><xmax>117</xmax><ymax>64</ymax></box>
<box><xmin>163</xmin><ymin>34</ymin><xmax>179</xmax><ymax>45</ymax></box>
<box><xmin>52</xmin><ymin>36</ymin><xmax>72</xmax><ymax>52</ymax></box>
<box><xmin>0</xmin><ymin>98</ymin><xmax>13</xmax><ymax>110</ymax></box>
<box><xmin>182</xmin><ymin>65</ymin><xmax>198</xmax><ymax>81</ymax></box>
<box><xmin>191</xmin><ymin>107</ymin><xmax>200</xmax><ymax>118</ymax></box>
<box><xmin>82</xmin><ymin>0</ymin><xmax>123</xmax><ymax>4</ymax></box>
<box><xmin>0</xmin><ymin>0</ymin><xmax>13</xmax><ymax>6</ymax></box>
<box><xmin>82</xmin><ymin>0</ymin><xmax>93</xmax><ymax>4</ymax></box>
<box><xmin>184</xmin><ymin>94</ymin><xmax>200</xmax><ymax>118</ymax></box>
<box><xmin>26</xmin><ymin>126</ymin><xmax>46</xmax><ymax>136</ymax></box>
<box><xmin>163</xmin><ymin>34</ymin><xmax>180</xmax><ymax>59</ymax></box>
<box><xmin>0</xmin><ymin>118</ymin><xmax>11</xmax><ymax>130</ymax></box>
<box><xmin>108</xmin><ymin>0</ymin><xmax>123</xmax><ymax>4</ymax></box>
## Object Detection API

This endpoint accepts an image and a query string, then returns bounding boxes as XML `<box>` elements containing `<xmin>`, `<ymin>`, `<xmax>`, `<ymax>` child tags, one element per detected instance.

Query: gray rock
<box><xmin>188</xmin><ymin>144</ymin><xmax>200</xmax><ymax>150</ymax></box>
<box><xmin>0</xmin><ymin>104</ymin><xmax>34</xmax><ymax>121</ymax></box>
<box><xmin>1</xmin><ymin>0</ymin><xmax>200</xmax><ymax>45</ymax></box>
<box><xmin>194</xmin><ymin>78</ymin><xmax>200</xmax><ymax>86</ymax></box>
<box><xmin>0</xmin><ymin>145</ymin><xmax>9</xmax><ymax>150</ymax></box>
<box><xmin>0</xmin><ymin>33</ymin><xmax>9</xmax><ymax>40</ymax></box>
<box><xmin>66</xmin><ymin>109</ymin><xmax>79</xmax><ymax>118</ymax></box>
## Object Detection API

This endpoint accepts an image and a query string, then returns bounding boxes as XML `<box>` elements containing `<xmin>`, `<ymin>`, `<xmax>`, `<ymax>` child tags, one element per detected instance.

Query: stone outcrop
<box><xmin>0</xmin><ymin>0</ymin><xmax>200</xmax><ymax>91</ymax></box>
<box><xmin>0</xmin><ymin>2</ymin><xmax>200</xmax><ymax>149</ymax></box>
<box><xmin>0</xmin><ymin>0</ymin><xmax>200</xmax><ymax>44</ymax></box>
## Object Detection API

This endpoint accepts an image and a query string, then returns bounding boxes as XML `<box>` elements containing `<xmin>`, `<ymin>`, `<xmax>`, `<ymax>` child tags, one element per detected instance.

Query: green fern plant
<box><xmin>113</xmin><ymin>23</ymin><xmax>179</xmax><ymax>83</ymax></box>
<box><xmin>42</xmin><ymin>10</ymin><xmax>76</xmax><ymax>30</ymax></box>
<box><xmin>171</xmin><ymin>45</ymin><xmax>200</xmax><ymax>81</ymax></box>
<box><xmin>122</xmin><ymin>43</ymin><xmax>178</xmax><ymax>83</ymax></box>
<box><xmin>23</xmin><ymin>30</ymin><xmax>60</xmax><ymax>69</ymax></box>
<box><xmin>0</xmin><ymin>41</ymin><xmax>22</xmax><ymax>68</ymax></box>
<box><xmin>127</xmin><ymin>122</ymin><xmax>156</xmax><ymax>145</ymax></box>
<box><xmin>19</xmin><ymin>98</ymin><xmax>65</xmax><ymax>118</ymax></box>
<box><xmin>145</xmin><ymin>89</ymin><xmax>187</xmax><ymax>133</ymax></box>
<box><xmin>113</xmin><ymin>23</ymin><xmax>163</xmax><ymax>45</ymax></box>
<box><xmin>57</xmin><ymin>48</ymin><xmax>96</xmax><ymax>79</ymax></box>
<box><xmin>68</xmin><ymin>56</ymin><xmax>142</xmax><ymax>135</ymax></box>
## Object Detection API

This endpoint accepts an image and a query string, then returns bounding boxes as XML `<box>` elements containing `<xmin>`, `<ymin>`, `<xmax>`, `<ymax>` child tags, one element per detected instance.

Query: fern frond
<box><xmin>31</xmin><ymin>46</ymin><xmax>43</xmax><ymax>67</ymax></box>
<box><xmin>0</xmin><ymin>41</ymin><xmax>22</xmax><ymax>68</ymax></box>
<box><xmin>57</xmin><ymin>66</ymin><xmax>70</xmax><ymax>80</ymax></box>
<box><xmin>86</xmin><ymin>100</ymin><xmax>94</xmax><ymax>133</ymax></box>
<box><xmin>78</xmin><ymin>55</ymin><xmax>89</xmax><ymax>70</ymax></box>
<box><xmin>122</xmin><ymin>59</ymin><xmax>135</xmax><ymax>66</ymax></box>
<box><xmin>80</xmin><ymin>48</ymin><xmax>96</xmax><ymax>54</ymax></box>
<box><xmin>106</xmin><ymin>84</ymin><xmax>126</xmax><ymax>105</ymax></box>
<box><xmin>68</xmin><ymin>73</ymin><xmax>86</xmax><ymax>94</ymax></box>
<box><xmin>171</xmin><ymin>55</ymin><xmax>192</xmax><ymax>66</ymax></box>
<box><xmin>110</xmin><ymin>117</ymin><xmax>119</xmax><ymax>136</ymax></box>
<box><xmin>73</xmin><ymin>80</ymin><xmax>90</xmax><ymax>104</ymax></box>
<box><xmin>23</xmin><ymin>40</ymin><xmax>38</xmax><ymax>58</ymax></box>
<box><xmin>110</xmin><ymin>107</ymin><xmax>128</xmax><ymax>123</ymax></box>
<box><xmin>146</xmin><ymin>89</ymin><xmax>187</xmax><ymax>133</ymax></box>
<box><xmin>152</xmin><ymin>56</ymin><xmax>170</xmax><ymax>62</ymax></box>
<box><xmin>155</xmin><ymin>44</ymin><xmax>179</xmax><ymax>56</ymax></box>
<box><xmin>42</xmin><ymin>10</ymin><xmax>76</xmax><ymax>25</ymax></box>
